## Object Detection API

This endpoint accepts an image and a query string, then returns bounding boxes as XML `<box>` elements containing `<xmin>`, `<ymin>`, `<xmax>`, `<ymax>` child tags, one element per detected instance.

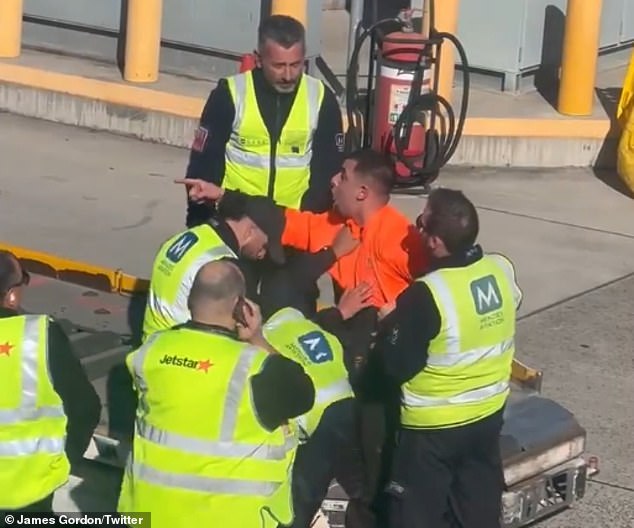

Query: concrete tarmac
<box><xmin>1</xmin><ymin>113</ymin><xmax>633</xmax><ymax>526</ymax></box>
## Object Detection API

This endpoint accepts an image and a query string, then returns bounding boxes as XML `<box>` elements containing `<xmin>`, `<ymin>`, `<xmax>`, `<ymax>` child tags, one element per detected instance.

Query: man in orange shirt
<box><xmin>178</xmin><ymin>148</ymin><xmax>429</xmax><ymax>310</ymax></box>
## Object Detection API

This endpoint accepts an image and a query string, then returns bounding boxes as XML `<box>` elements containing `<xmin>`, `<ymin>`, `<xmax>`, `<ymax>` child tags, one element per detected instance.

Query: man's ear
<box><xmin>5</xmin><ymin>289</ymin><xmax>18</xmax><ymax>310</ymax></box>
<box><xmin>428</xmin><ymin>234</ymin><xmax>445</xmax><ymax>254</ymax></box>
<box><xmin>356</xmin><ymin>185</ymin><xmax>369</xmax><ymax>201</ymax></box>
<box><xmin>254</xmin><ymin>49</ymin><xmax>263</xmax><ymax>68</ymax></box>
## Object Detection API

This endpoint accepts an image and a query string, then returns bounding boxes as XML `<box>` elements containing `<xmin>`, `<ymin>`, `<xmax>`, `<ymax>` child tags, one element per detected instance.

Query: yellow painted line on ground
<box><xmin>0</xmin><ymin>63</ymin><xmax>613</xmax><ymax>138</ymax></box>
<box><xmin>0</xmin><ymin>241</ymin><xmax>149</xmax><ymax>294</ymax></box>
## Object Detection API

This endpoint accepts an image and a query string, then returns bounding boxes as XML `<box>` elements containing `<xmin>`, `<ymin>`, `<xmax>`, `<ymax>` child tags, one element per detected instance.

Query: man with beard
<box><xmin>184</xmin><ymin>14</ymin><xmax>344</xmax><ymax>228</ymax></box>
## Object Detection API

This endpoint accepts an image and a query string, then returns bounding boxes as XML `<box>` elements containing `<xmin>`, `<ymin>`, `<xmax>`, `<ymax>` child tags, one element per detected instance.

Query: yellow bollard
<box><xmin>557</xmin><ymin>0</ymin><xmax>603</xmax><ymax>116</ymax></box>
<box><xmin>270</xmin><ymin>0</ymin><xmax>307</xmax><ymax>28</ymax></box>
<box><xmin>0</xmin><ymin>0</ymin><xmax>23</xmax><ymax>58</ymax></box>
<box><xmin>434</xmin><ymin>0</ymin><xmax>460</xmax><ymax>105</ymax></box>
<box><xmin>124</xmin><ymin>0</ymin><xmax>163</xmax><ymax>83</ymax></box>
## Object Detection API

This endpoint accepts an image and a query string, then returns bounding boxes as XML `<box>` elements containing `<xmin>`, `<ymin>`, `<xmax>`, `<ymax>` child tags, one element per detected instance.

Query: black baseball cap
<box><xmin>217</xmin><ymin>192</ymin><xmax>286</xmax><ymax>265</ymax></box>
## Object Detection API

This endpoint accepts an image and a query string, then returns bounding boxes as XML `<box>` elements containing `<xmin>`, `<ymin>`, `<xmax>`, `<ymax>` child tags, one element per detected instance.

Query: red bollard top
<box><xmin>239</xmin><ymin>54</ymin><xmax>257</xmax><ymax>73</ymax></box>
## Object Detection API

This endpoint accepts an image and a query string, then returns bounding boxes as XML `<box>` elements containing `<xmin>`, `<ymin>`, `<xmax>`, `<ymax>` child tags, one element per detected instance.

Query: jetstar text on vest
<box><xmin>159</xmin><ymin>354</ymin><xmax>212</xmax><ymax>373</ymax></box>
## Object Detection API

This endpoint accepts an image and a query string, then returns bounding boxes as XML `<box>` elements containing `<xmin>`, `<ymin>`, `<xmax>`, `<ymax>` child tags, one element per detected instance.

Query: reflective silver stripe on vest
<box><xmin>426</xmin><ymin>338</ymin><xmax>515</xmax><ymax>368</ymax></box>
<box><xmin>0</xmin><ymin>437</ymin><xmax>65</xmax><ymax>456</ymax></box>
<box><xmin>231</xmin><ymin>73</ymin><xmax>248</xmax><ymax>130</ymax></box>
<box><xmin>149</xmin><ymin>244</ymin><xmax>237</xmax><ymax>331</ymax></box>
<box><xmin>136</xmin><ymin>420</ymin><xmax>291</xmax><ymax>461</ymax></box>
<box><xmin>132</xmin><ymin>345</ymin><xmax>293</xmax><ymax>463</ymax></box>
<box><xmin>133</xmin><ymin>463</ymin><xmax>280</xmax><ymax>496</ymax></box>
<box><xmin>0</xmin><ymin>316</ymin><xmax>65</xmax><ymax>425</ymax></box>
<box><xmin>303</xmin><ymin>76</ymin><xmax>321</xmax><ymax>154</ymax></box>
<box><xmin>314</xmin><ymin>378</ymin><xmax>353</xmax><ymax>406</ymax></box>
<box><xmin>402</xmin><ymin>380</ymin><xmax>510</xmax><ymax>408</ymax></box>
<box><xmin>423</xmin><ymin>264</ymin><xmax>515</xmax><ymax>369</ymax></box>
<box><xmin>227</xmin><ymin>74</ymin><xmax>321</xmax><ymax>170</ymax></box>
<box><xmin>488</xmin><ymin>253</ymin><xmax>523</xmax><ymax>309</ymax></box>
<box><xmin>424</xmin><ymin>273</ymin><xmax>461</xmax><ymax>357</ymax></box>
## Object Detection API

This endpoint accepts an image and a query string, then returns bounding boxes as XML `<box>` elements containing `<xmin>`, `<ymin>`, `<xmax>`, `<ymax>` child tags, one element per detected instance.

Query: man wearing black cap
<box><xmin>141</xmin><ymin>192</ymin><xmax>288</xmax><ymax>341</ymax></box>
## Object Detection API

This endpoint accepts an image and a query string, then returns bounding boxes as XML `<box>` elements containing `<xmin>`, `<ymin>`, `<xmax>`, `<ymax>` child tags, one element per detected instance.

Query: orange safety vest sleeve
<box><xmin>282</xmin><ymin>208</ymin><xmax>344</xmax><ymax>253</ymax></box>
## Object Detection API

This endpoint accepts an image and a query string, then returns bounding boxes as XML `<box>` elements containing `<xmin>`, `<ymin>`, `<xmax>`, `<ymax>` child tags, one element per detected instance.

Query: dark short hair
<box><xmin>425</xmin><ymin>188</ymin><xmax>479</xmax><ymax>254</ymax></box>
<box><xmin>0</xmin><ymin>250</ymin><xmax>20</xmax><ymax>295</ymax></box>
<box><xmin>347</xmin><ymin>148</ymin><xmax>395</xmax><ymax>195</ymax></box>
<box><xmin>258</xmin><ymin>15</ymin><xmax>305</xmax><ymax>49</ymax></box>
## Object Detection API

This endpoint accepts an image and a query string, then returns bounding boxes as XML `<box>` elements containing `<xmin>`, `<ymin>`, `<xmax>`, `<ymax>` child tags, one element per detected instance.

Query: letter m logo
<box><xmin>166</xmin><ymin>232</ymin><xmax>199</xmax><ymax>263</ymax></box>
<box><xmin>470</xmin><ymin>275</ymin><xmax>503</xmax><ymax>315</ymax></box>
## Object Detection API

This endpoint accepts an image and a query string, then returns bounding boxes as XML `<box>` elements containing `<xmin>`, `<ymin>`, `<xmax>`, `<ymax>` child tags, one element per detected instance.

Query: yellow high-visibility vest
<box><xmin>117</xmin><ymin>326</ymin><xmax>297</xmax><ymax>528</ymax></box>
<box><xmin>617</xmin><ymin>50</ymin><xmax>634</xmax><ymax>194</ymax></box>
<box><xmin>142</xmin><ymin>223</ymin><xmax>237</xmax><ymax>340</ymax></box>
<box><xmin>401</xmin><ymin>254</ymin><xmax>522</xmax><ymax>429</ymax></box>
<box><xmin>224</xmin><ymin>71</ymin><xmax>325</xmax><ymax>209</ymax></box>
<box><xmin>0</xmin><ymin>314</ymin><xmax>70</xmax><ymax>509</ymax></box>
<box><xmin>263</xmin><ymin>307</ymin><xmax>353</xmax><ymax>440</ymax></box>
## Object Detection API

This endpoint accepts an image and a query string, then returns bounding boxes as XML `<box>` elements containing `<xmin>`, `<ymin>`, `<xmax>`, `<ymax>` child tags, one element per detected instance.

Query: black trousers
<box><xmin>386</xmin><ymin>408</ymin><xmax>505</xmax><ymax>528</ymax></box>
<box><xmin>1</xmin><ymin>494</ymin><xmax>56</xmax><ymax>526</ymax></box>
<box><xmin>284</xmin><ymin>398</ymin><xmax>374</xmax><ymax>528</ymax></box>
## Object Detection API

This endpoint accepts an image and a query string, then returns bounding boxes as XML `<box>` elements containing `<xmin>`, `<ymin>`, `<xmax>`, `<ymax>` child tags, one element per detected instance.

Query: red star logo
<box><xmin>0</xmin><ymin>342</ymin><xmax>14</xmax><ymax>357</ymax></box>
<box><xmin>197</xmin><ymin>359</ymin><xmax>213</xmax><ymax>373</ymax></box>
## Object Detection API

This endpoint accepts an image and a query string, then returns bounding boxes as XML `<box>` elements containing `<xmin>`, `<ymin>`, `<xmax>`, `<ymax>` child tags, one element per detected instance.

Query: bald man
<box><xmin>118</xmin><ymin>259</ymin><xmax>315</xmax><ymax>528</ymax></box>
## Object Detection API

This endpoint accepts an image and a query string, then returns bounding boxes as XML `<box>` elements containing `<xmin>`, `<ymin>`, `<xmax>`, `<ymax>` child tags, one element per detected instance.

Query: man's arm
<box><xmin>301</xmin><ymin>86</ymin><xmax>344</xmax><ymax>213</ymax></box>
<box><xmin>250</xmin><ymin>355</ymin><xmax>316</xmax><ymax>431</ymax></box>
<box><xmin>377</xmin><ymin>282</ymin><xmax>441</xmax><ymax>385</ymax></box>
<box><xmin>176</xmin><ymin>180</ymin><xmax>339</xmax><ymax>252</ymax></box>
<box><xmin>47</xmin><ymin>320</ymin><xmax>102</xmax><ymax>465</ymax></box>
<box><xmin>185</xmin><ymin>79</ymin><xmax>235</xmax><ymax>186</ymax></box>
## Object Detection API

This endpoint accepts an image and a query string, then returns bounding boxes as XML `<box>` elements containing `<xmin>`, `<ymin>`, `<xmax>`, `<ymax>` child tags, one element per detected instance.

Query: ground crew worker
<box><xmin>184</xmin><ymin>14</ymin><xmax>344</xmax><ymax>227</ymax></box>
<box><xmin>118</xmin><ymin>260</ymin><xmax>315</xmax><ymax>528</ymax></box>
<box><xmin>262</xmin><ymin>271</ymin><xmax>375</xmax><ymax>528</ymax></box>
<box><xmin>142</xmin><ymin>192</ymin><xmax>286</xmax><ymax>341</ymax></box>
<box><xmin>0</xmin><ymin>250</ymin><xmax>101</xmax><ymax>517</ymax></box>
<box><xmin>377</xmin><ymin>189</ymin><xmax>523</xmax><ymax>528</ymax></box>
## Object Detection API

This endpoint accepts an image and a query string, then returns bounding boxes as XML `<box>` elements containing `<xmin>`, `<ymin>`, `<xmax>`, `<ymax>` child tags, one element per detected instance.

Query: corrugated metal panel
<box><xmin>456</xmin><ymin>0</ymin><xmax>524</xmax><ymax>72</ymax></box>
<box><xmin>24</xmin><ymin>0</ymin><xmax>120</xmax><ymax>30</ymax></box>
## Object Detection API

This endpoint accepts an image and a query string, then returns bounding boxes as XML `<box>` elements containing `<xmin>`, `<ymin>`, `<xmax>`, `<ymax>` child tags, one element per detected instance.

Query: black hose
<box><xmin>435</xmin><ymin>31</ymin><xmax>470</xmax><ymax>165</ymax></box>
<box><xmin>392</xmin><ymin>92</ymin><xmax>456</xmax><ymax>179</ymax></box>
<box><xmin>345</xmin><ymin>17</ymin><xmax>403</xmax><ymax>152</ymax></box>
<box><xmin>390</xmin><ymin>30</ymin><xmax>471</xmax><ymax>188</ymax></box>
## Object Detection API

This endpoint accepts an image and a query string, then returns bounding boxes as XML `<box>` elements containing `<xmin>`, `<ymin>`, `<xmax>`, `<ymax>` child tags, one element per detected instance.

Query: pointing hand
<box><xmin>174</xmin><ymin>178</ymin><xmax>224</xmax><ymax>203</ymax></box>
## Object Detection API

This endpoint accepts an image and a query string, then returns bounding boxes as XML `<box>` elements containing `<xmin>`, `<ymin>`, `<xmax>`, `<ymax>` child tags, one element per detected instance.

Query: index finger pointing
<box><xmin>174</xmin><ymin>178</ymin><xmax>196</xmax><ymax>186</ymax></box>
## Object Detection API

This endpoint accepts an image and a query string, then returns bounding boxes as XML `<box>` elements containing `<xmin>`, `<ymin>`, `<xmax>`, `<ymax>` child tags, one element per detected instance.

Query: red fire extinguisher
<box><xmin>371</xmin><ymin>25</ymin><xmax>432</xmax><ymax>180</ymax></box>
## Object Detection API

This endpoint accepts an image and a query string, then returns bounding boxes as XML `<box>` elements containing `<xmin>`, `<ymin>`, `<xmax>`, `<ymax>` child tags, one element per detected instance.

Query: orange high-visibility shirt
<box><xmin>282</xmin><ymin>205</ymin><xmax>429</xmax><ymax>307</ymax></box>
